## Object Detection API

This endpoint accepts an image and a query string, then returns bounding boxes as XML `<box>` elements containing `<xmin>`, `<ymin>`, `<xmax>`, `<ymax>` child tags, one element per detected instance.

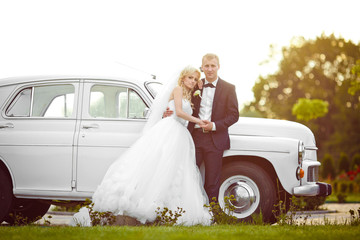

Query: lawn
<box><xmin>325</xmin><ymin>193</ymin><xmax>360</xmax><ymax>203</ymax></box>
<box><xmin>0</xmin><ymin>225</ymin><xmax>359</xmax><ymax>240</ymax></box>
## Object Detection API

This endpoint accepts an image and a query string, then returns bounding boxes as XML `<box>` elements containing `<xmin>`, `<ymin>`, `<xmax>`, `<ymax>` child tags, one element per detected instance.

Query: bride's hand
<box><xmin>198</xmin><ymin>120</ymin><xmax>207</xmax><ymax>128</ymax></box>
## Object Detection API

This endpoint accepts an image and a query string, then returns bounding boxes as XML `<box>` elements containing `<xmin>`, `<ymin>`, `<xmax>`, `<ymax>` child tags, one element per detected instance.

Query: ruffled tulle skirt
<box><xmin>71</xmin><ymin>117</ymin><xmax>211</xmax><ymax>226</ymax></box>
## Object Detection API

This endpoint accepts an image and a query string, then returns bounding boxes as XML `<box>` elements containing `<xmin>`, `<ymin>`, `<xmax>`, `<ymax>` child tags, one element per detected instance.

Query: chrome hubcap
<box><xmin>219</xmin><ymin>175</ymin><xmax>260</xmax><ymax>219</ymax></box>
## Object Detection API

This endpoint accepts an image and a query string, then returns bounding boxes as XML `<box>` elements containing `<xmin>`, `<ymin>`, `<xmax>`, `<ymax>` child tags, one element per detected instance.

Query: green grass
<box><xmin>326</xmin><ymin>193</ymin><xmax>360</xmax><ymax>203</ymax></box>
<box><xmin>0</xmin><ymin>225</ymin><xmax>359</xmax><ymax>240</ymax></box>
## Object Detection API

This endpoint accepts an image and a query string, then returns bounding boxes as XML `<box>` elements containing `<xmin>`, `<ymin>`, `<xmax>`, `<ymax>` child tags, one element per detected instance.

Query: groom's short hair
<box><xmin>202</xmin><ymin>53</ymin><xmax>219</xmax><ymax>65</ymax></box>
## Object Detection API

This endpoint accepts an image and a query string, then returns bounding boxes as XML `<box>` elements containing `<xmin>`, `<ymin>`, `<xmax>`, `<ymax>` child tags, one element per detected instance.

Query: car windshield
<box><xmin>145</xmin><ymin>82</ymin><xmax>163</xmax><ymax>98</ymax></box>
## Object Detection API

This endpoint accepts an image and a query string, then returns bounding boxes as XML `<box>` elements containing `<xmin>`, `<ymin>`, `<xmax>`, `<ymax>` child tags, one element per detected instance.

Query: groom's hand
<box><xmin>162</xmin><ymin>107</ymin><xmax>173</xmax><ymax>118</ymax></box>
<box><xmin>202</xmin><ymin>120</ymin><xmax>213</xmax><ymax>132</ymax></box>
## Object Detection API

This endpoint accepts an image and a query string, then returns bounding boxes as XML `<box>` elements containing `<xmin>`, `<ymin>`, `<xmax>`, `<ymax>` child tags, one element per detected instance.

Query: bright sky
<box><xmin>1</xmin><ymin>0</ymin><xmax>359</xmax><ymax>108</ymax></box>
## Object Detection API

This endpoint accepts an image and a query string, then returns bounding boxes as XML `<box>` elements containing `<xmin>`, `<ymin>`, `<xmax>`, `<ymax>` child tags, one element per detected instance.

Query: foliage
<box><xmin>272</xmin><ymin>195</ymin><xmax>324</xmax><ymax>226</ymax></box>
<box><xmin>272</xmin><ymin>196</ymin><xmax>294</xmax><ymax>226</ymax></box>
<box><xmin>351</xmin><ymin>153</ymin><xmax>360</xmax><ymax>170</ymax></box>
<box><xmin>325</xmin><ymin>192</ymin><xmax>360</xmax><ymax>203</ymax></box>
<box><xmin>321</xmin><ymin>153</ymin><xmax>336</xmax><ymax>179</ymax></box>
<box><xmin>338</xmin><ymin>152</ymin><xmax>350</xmax><ymax>173</ymax></box>
<box><xmin>247</xmin><ymin>34</ymin><xmax>360</xmax><ymax>158</ymax></box>
<box><xmin>349</xmin><ymin>60</ymin><xmax>360</xmax><ymax>95</ymax></box>
<box><xmin>349</xmin><ymin>208</ymin><xmax>360</xmax><ymax>226</ymax></box>
<box><xmin>325</xmin><ymin>158</ymin><xmax>360</xmax><ymax>203</ymax></box>
<box><xmin>82</xmin><ymin>199</ymin><xmax>116</xmax><ymax>226</ymax></box>
<box><xmin>204</xmin><ymin>196</ymin><xmax>238</xmax><ymax>225</ymax></box>
<box><xmin>153</xmin><ymin>207</ymin><xmax>185</xmax><ymax>226</ymax></box>
<box><xmin>301</xmin><ymin>197</ymin><xmax>326</xmax><ymax>211</ymax></box>
<box><xmin>7</xmin><ymin>212</ymin><xmax>42</xmax><ymax>226</ymax></box>
<box><xmin>250</xmin><ymin>210</ymin><xmax>265</xmax><ymax>225</ymax></box>
<box><xmin>336</xmin><ymin>193</ymin><xmax>347</xmax><ymax>203</ymax></box>
<box><xmin>292</xmin><ymin>98</ymin><xmax>328</xmax><ymax>121</ymax></box>
<box><xmin>51</xmin><ymin>201</ymin><xmax>83</xmax><ymax>212</ymax></box>
<box><xmin>338</xmin><ymin>167</ymin><xmax>360</xmax><ymax>182</ymax></box>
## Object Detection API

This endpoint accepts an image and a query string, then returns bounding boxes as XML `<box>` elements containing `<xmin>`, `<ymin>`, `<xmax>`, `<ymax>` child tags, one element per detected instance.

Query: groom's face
<box><xmin>201</xmin><ymin>57</ymin><xmax>219</xmax><ymax>82</ymax></box>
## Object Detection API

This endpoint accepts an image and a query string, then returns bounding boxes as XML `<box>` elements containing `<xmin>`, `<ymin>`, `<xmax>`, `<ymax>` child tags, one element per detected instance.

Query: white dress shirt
<box><xmin>195</xmin><ymin>78</ymin><xmax>218</xmax><ymax>131</ymax></box>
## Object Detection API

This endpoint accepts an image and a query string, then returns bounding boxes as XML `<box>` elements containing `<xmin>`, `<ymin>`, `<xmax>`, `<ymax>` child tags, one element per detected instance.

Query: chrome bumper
<box><xmin>293</xmin><ymin>182</ymin><xmax>332</xmax><ymax>196</ymax></box>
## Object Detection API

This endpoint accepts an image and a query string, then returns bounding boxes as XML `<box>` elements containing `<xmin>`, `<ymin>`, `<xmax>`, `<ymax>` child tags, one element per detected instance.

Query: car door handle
<box><xmin>0</xmin><ymin>123</ymin><xmax>14</xmax><ymax>129</ymax></box>
<box><xmin>82</xmin><ymin>124</ymin><xmax>99</xmax><ymax>129</ymax></box>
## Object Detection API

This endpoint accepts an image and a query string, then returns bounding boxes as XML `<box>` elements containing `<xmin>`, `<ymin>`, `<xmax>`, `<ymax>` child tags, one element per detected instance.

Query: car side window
<box><xmin>89</xmin><ymin>85</ymin><xmax>147</xmax><ymax>119</ymax></box>
<box><xmin>6</xmin><ymin>84</ymin><xmax>75</xmax><ymax>118</ymax></box>
<box><xmin>6</xmin><ymin>88</ymin><xmax>32</xmax><ymax>117</ymax></box>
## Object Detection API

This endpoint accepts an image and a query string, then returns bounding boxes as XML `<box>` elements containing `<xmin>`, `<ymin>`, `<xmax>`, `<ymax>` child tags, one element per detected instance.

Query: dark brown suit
<box><xmin>188</xmin><ymin>78</ymin><xmax>239</xmax><ymax>201</ymax></box>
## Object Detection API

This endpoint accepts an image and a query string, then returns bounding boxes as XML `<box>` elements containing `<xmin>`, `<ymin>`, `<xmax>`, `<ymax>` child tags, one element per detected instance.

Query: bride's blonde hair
<box><xmin>178</xmin><ymin>66</ymin><xmax>201</xmax><ymax>104</ymax></box>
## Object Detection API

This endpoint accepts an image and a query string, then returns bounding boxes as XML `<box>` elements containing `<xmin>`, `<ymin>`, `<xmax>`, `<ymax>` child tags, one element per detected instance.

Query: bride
<box><xmin>71</xmin><ymin>66</ymin><xmax>212</xmax><ymax>226</ymax></box>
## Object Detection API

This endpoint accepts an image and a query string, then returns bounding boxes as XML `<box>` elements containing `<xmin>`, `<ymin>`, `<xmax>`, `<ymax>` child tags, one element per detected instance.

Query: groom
<box><xmin>187</xmin><ymin>53</ymin><xmax>239</xmax><ymax>203</ymax></box>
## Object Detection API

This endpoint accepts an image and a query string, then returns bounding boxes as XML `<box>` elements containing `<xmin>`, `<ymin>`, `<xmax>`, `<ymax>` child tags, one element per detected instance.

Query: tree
<box><xmin>349</xmin><ymin>60</ymin><xmax>360</xmax><ymax>95</ymax></box>
<box><xmin>247</xmin><ymin>34</ymin><xmax>360</xmax><ymax>158</ymax></box>
<box><xmin>292</xmin><ymin>98</ymin><xmax>328</xmax><ymax>121</ymax></box>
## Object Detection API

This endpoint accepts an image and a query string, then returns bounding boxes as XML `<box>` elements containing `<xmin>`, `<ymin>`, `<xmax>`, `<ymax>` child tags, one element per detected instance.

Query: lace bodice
<box><xmin>167</xmin><ymin>99</ymin><xmax>192</xmax><ymax>126</ymax></box>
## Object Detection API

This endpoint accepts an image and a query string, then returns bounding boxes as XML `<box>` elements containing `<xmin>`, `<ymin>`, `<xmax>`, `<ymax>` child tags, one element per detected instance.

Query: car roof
<box><xmin>0</xmin><ymin>74</ymin><xmax>158</xmax><ymax>87</ymax></box>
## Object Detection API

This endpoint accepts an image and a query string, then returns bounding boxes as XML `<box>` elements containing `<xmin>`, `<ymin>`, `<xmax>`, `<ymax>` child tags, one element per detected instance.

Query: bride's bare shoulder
<box><xmin>173</xmin><ymin>85</ymin><xmax>182</xmax><ymax>91</ymax></box>
<box><xmin>171</xmin><ymin>86</ymin><xmax>183</xmax><ymax>95</ymax></box>
<box><xmin>168</xmin><ymin>86</ymin><xmax>181</xmax><ymax>101</ymax></box>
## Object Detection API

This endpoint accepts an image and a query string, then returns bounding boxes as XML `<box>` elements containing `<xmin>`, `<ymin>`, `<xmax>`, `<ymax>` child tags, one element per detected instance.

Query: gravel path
<box><xmin>290</xmin><ymin>203</ymin><xmax>360</xmax><ymax>225</ymax></box>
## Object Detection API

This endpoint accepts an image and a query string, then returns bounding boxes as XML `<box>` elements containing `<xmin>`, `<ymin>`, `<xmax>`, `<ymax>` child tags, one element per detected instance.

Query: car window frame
<box><xmin>2</xmin><ymin>80</ymin><xmax>80</xmax><ymax>120</ymax></box>
<box><xmin>82</xmin><ymin>80</ymin><xmax>151</xmax><ymax>121</ymax></box>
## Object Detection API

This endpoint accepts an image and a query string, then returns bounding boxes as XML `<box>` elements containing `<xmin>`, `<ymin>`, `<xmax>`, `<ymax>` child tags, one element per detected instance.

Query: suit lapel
<box><xmin>212</xmin><ymin>78</ymin><xmax>223</xmax><ymax>117</ymax></box>
<box><xmin>193</xmin><ymin>79</ymin><xmax>205</xmax><ymax>115</ymax></box>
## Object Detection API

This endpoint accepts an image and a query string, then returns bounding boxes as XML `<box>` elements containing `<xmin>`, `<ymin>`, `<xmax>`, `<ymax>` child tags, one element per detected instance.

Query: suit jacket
<box><xmin>188</xmin><ymin>78</ymin><xmax>239</xmax><ymax>150</ymax></box>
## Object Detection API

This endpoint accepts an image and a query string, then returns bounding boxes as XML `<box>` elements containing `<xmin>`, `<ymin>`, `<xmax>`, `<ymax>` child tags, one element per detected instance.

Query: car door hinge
<box><xmin>71</xmin><ymin>180</ymin><xmax>76</xmax><ymax>188</ymax></box>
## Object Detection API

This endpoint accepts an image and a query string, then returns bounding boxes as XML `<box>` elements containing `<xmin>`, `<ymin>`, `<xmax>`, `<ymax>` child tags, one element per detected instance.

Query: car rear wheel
<box><xmin>219</xmin><ymin>161</ymin><xmax>277</xmax><ymax>223</ymax></box>
<box><xmin>0</xmin><ymin>168</ymin><xmax>13</xmax><ymax>223</ymax></box>
<box><xmin>5</xmin><ymin>198</ymin><xmax>50</xmax><ymax>225</ymax></box>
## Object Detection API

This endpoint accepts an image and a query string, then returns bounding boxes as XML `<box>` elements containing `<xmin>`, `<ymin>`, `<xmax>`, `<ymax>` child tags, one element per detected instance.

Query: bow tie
<box><xmin>203</xmin><ymin>83</ymin><xmax>215</xmax><ymax>88</ymax></box>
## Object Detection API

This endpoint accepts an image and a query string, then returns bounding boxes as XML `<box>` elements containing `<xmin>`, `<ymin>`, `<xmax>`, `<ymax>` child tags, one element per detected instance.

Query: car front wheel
<box><xmin>219</xmin><ymin>161</ymin><xmax>277</xmax><ymax>223</ymax></box>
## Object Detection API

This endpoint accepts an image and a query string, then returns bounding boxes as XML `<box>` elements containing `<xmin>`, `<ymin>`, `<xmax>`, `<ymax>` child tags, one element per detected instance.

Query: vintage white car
<box><xmin>0</xmin><ymin>75</ymin><xmax>331</xmax><ymax>224</ymax></box>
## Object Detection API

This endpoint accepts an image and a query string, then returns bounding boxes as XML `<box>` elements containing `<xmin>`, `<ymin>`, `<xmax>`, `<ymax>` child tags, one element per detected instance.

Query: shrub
<box><xmin>332</xmin><ymin>180</ymin><xmax>338</xmax><ymax>193</ymax></box>
<box><xmin>321</xmin><ymin>153</ymin><xmax>336</xmax><ymax>179</ymax></box>
<box><xmin>82</xmin><ymin>199</ymin><xmax>116</xmax><ymax>226</ymax></box>
<box><xmin>349</xmin><ymin>208</ymin><xmax>360</xmax><ymax>226</ymax></box>
<box><xmin>340</xmin><ymin>182</ymin><xmax>348</xmax><ymax>193</ymax></box>
<box><xmin>351</xmin><ymin>153</ymin><xmax>360</xmax><ymax>170</ymax></box>
<box><xmin>348</xmin><ymin>182</ymin><xmax>354</xmax><ymax>193</ymax></box>
<box><xmin>302</xmin><ymin>196</ymin><xmax>326</xmax><ymax>210</ymax></box>
<box><xmin>204</xmin><ymin>196</ymin><xmax>238</xmax><ymax>225</ymax></box>
<box><xmin>338</xmin><ymin>152</ymin><xmax>350</xmax><ymax>173</ymax></box>
<box><xmin>154</xmin><ymin>207</ymin><xmax>185</xmax><ymax>226</ymax></box>
<box><xmin>337</xmin><ymin>193</ymin><xmax>347</xmax><ymax>203</ymax></box>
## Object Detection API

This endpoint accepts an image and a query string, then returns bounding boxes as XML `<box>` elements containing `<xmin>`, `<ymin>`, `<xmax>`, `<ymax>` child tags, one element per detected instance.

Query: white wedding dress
<box><xmin>71</xmin><ymin>99</ymin><xmax>211</xmax><ymax>226</ymax></box>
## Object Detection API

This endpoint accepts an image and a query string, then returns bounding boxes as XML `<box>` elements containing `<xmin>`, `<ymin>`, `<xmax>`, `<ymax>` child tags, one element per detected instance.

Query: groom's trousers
<box><xmin>192</xmin><ymin>129</ymin><xmax>224</xmax><ymax>203</ymax></box>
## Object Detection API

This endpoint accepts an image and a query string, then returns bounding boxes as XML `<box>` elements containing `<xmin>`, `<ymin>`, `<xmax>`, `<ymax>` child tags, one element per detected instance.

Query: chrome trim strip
<box><xmin>304</xmin><ymin>146</ymin><xmax>318</xmax><ymax>151</ymax></box>
<box><xmin>30</xmin><ymin>86</ymin><xmax>34</xmax><ymax>116</ymax></box>
<box><xmin>293</xmin><ymin>184</ymin><xmax>319</xmax><ymax>196</ymax></box>
<box><xmin>14</xmin><ymin>189</ymin><xmax>93</xmax><ymax>201</ymax></box>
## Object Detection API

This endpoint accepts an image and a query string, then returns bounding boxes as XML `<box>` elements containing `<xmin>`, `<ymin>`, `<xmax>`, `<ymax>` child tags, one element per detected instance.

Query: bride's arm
<box><xmin>173</xmin><ymin>86</ymin><xmax>204</xmax><ymax>125</ymax></box>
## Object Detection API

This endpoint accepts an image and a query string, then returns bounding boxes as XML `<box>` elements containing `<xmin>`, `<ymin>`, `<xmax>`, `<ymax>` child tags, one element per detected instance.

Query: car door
<box><xmin>76</xmin><ymin>80</ymin><xmax>150</xmax><ymax>192</ymax></box>
<box><xmin>0</xmin><ymin>80</ymin><xmax>79</xmax><ymax>193</ymax></box>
